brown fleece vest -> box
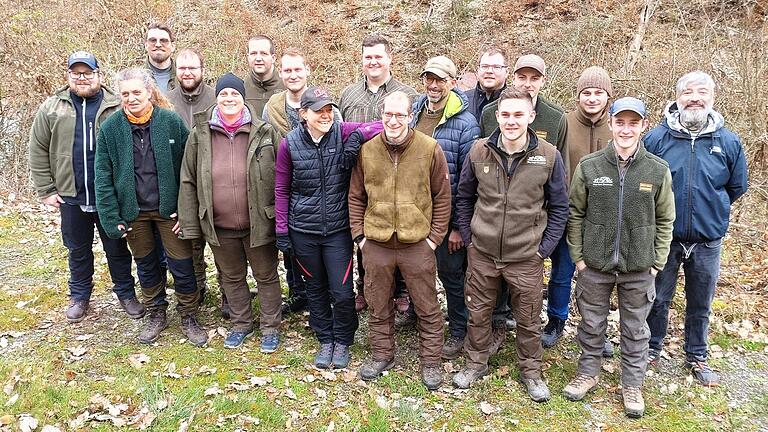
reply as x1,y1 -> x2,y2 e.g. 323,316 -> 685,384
361,131 -> 437,243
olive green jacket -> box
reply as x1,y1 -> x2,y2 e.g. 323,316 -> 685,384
178,103 -> 280,248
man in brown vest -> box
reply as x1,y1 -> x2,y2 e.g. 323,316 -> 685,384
348,91 -> 452,390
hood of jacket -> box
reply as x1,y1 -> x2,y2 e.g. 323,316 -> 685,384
662,101 -> 724,136
411,89 -> 470,127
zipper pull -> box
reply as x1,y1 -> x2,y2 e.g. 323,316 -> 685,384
690,137 -> 695,152
89,122 -> 94,151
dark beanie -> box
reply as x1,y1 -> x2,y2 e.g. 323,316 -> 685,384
215,73 -> 246,97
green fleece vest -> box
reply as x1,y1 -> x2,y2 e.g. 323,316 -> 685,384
361,131 -> 437,243
265,91 -> 291,138
576,144 -> 672,273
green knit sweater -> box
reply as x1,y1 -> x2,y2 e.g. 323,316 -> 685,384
95,107 -> 189,239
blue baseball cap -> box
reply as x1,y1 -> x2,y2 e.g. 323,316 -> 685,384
610,97 -> 646,118
67,51 -> 99,70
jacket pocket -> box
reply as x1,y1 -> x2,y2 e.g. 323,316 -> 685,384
396,203 -> 430,243
628,225 -> 655,270
363,201 -> 395,242
53,154 -> 74,193
581,220 -> 605,269
264,205 -> 275,220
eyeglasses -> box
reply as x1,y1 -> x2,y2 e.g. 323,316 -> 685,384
382,112 -> 408,121
478,64 -> 508,72
177,66 -> 201,73
422,75 -> 447,85
68,71 -> 96,80
147,37 -> 171,46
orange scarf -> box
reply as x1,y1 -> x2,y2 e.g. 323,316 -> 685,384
124,104 -> 154,125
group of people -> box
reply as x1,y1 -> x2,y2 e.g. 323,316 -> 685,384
28,23 -> 748,418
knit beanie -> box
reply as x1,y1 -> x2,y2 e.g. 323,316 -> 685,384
215,73 -> 246,97
577,66 -> 613,97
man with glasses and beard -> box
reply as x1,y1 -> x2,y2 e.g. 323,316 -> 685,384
644,71 -> 748,387
144,22 -> 177,94
167,47 -> 217,315
29,51 -> 142,323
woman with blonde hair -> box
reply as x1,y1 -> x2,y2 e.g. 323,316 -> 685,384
95,67 -> 206,346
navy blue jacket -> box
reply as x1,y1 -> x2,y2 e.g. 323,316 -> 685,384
410,89 -> 480,227
643,103 -> 748,242
68,90 -> 104,206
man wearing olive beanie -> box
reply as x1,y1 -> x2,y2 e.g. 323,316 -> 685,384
540,66 -> 615,350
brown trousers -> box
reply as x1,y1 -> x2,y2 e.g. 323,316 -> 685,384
209,229 -> 282,333
464,245 -> 544,379
363,240 -> 444,365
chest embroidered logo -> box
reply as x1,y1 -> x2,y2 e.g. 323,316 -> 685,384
592,176 -> 613,186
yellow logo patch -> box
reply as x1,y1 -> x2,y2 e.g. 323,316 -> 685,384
639,182 -> 653,192
535,130 -> 547,140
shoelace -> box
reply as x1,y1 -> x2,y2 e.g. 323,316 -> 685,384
571,374 -> 593,387
691,361 -> 713,373
319,344 -> 334,357
624,386 -> 642,403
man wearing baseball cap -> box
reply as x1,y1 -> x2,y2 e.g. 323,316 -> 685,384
411,56 -> 480,361
482,54 -> 566,349
542,66 -> 615,350
29,51 -> 142,323
563,97 -> 675,418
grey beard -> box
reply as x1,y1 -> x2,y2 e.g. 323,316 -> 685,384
679,107 -> 710,131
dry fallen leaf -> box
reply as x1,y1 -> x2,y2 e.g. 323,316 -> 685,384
18,414 -> 39,432
67,345 -> 87,357
284,389 -> 297,400
375,395 -> 389,409
0,414 -> 13,425
41,426 -> 63,432
128,353 -> 150,369
75,334 -> 94,341
5,393 -> 19,407
479,401 -> 497,415
320,371 -> 337,381
204,385 -> 223,397
250,376 -> 270,387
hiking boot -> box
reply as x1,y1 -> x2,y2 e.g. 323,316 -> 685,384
647,348 -> 661,366
506,316 -> 517,330
395,295 -> 410,313
421,364 -> 443,391
314,343 -> 334,369
603,337 -> 614,358
521,377 -> 551,403
685,359 -> 720,387
452,365 -> 489,389
563,374 -> 600,401
622,385 -> 645,418
332,343 -> 351,369
360,357 -> 395,381
66,300 -> 89,323
138,309 -> 168,344
354,293 -> 368,312
394,310 -> 417,328
260,333 -> 280,353
281,295 -> 308,315
181,315 -> 208,347
441,334 -> 465,360
541,317 -> 565,348
488,327 -> 507,356
224,329 -> 253,349
119,297 -> 145,319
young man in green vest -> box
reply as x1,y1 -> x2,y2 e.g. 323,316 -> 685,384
564,97 -> 675,418
348,91 -> 452,390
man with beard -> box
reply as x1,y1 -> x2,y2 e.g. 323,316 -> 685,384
167,47 -> 217,313
29,51 -> 142,322
645,71 -> 748,387
338,33 -> 416,315
411,56 -> 480,361
349,91 -> 451,389
168,48 -> 215,128
244,35 -> 285,117
144,22 -> 177,93
465,47 -> 508,122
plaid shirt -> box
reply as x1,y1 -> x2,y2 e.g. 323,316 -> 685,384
338,76 -> 417,122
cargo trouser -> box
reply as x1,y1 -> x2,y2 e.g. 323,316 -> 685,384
575,267 -> 656,386
125,211 -> 199,315
363,239 -> 444,365
464,245 -> 544,379
209,229 -> 282,334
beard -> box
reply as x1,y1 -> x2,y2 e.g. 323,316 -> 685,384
180,76 -> 203,92
679,106 -> 711,131
70,83 -> 100,98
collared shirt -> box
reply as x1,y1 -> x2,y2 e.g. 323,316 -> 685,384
338,76 -> 417,122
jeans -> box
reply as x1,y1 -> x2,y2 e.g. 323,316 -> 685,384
547,235 -> 576,321
435,232 -> 468,338
648,239 -> 722,361
647,239 -> 722,362
60,204 -> 135,301
290,230 -> 359,346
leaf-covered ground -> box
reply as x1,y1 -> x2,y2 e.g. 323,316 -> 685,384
0,194 -> 766,432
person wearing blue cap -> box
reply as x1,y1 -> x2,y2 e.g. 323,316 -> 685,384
563,97 -> 676,418
29,51 -> 143,323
